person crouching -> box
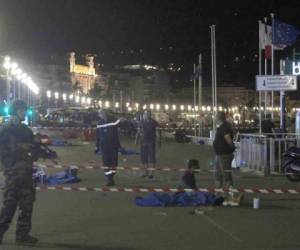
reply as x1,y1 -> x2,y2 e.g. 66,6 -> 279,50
181,159 -> 200,189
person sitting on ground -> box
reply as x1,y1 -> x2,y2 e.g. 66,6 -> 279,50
181,159 -> 200,189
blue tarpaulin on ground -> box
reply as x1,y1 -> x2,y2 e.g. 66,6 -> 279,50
134,192 -> 217,207
46,171 -> 80,185
96,147 -> 140,155
51,139 -> 68,146
33,168 -> 80,185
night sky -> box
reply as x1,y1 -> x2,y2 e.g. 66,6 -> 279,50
1,0 -> 300,87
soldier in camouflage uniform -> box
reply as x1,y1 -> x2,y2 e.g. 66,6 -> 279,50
0,100 -> 38,245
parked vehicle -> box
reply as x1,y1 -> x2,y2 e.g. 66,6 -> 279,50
282,147 -> 300,182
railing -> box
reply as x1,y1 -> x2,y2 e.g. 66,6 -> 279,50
239,133 -> 300,176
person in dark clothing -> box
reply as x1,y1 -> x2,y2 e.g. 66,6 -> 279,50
138,110 -> 159,178
96,110 -> 121,186
213,112 -> 235,189
181,159 -> 200,189
0,100 -> 38,245
261,114 -> 275,135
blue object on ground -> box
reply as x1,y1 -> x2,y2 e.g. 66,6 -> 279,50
51,139 -> 68,146
96,147 -> 140,155
46,170 -> 80,185
134,191 -> 217,207
197,140 -> 205,145
119,147 -> 140,155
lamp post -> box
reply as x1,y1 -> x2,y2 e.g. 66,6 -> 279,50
3,57 -> 11,104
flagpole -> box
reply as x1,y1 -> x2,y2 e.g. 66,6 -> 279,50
264,57 -> 267,119
198,53 -> 202,136
214,26 -> 218,117
210,25 -> 215,134
258,20 -> 262,134
280,59 -> 286,131
264,17 -> 268,119
193,63 -> 196,136
210,25 -> 216,134
193,63 -> 196,108
271,13 -> 275,120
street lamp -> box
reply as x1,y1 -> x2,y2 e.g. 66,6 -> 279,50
46,90 -> 51,98
3,58 -> 11,104
62,93 -> 67,101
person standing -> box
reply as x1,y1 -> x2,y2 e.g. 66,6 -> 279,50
96,110 -> 121,186
138,110 -> 158,178
261,113 -> 275,135
213,112 -> 235,189
0,100 -> 38,244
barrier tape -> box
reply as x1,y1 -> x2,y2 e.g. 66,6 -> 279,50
32,126 -> 85,131
35,163 -> 233,173
35,186 -> 300,194
32,126 -> 197,131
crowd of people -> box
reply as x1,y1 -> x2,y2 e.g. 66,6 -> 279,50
0,99 -> 241,245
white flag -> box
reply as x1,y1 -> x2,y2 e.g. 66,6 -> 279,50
259,22 -> 272,49
259,22 -> 284,50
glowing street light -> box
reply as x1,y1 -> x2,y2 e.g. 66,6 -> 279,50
54,92 -> 59,99
87,97 -> 91,105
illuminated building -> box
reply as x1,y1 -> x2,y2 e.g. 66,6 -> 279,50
69,52 -> 96,94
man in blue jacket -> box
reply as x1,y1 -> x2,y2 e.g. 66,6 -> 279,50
96,110 -> 121,186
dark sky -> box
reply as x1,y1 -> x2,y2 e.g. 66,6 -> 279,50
1,0 -> 300,87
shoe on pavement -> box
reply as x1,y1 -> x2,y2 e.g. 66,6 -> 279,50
16,235 -> 38,244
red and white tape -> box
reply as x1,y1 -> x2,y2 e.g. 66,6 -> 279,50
36,186 -> 300,194
32,126 -> 197,131
32,126 -> 85,131
35,163 -> 228,173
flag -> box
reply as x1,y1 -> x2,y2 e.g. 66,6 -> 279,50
264,45 -> 272,60
272,19 -> 300,47
259,22 -> 272,49
191,64 -> 201,80
259,22 -> 283,51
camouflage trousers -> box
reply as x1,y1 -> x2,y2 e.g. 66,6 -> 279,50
0,171 -> 36,237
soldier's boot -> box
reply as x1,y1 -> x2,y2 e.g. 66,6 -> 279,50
16,234 -> 38,244
106,174 -> 115,186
